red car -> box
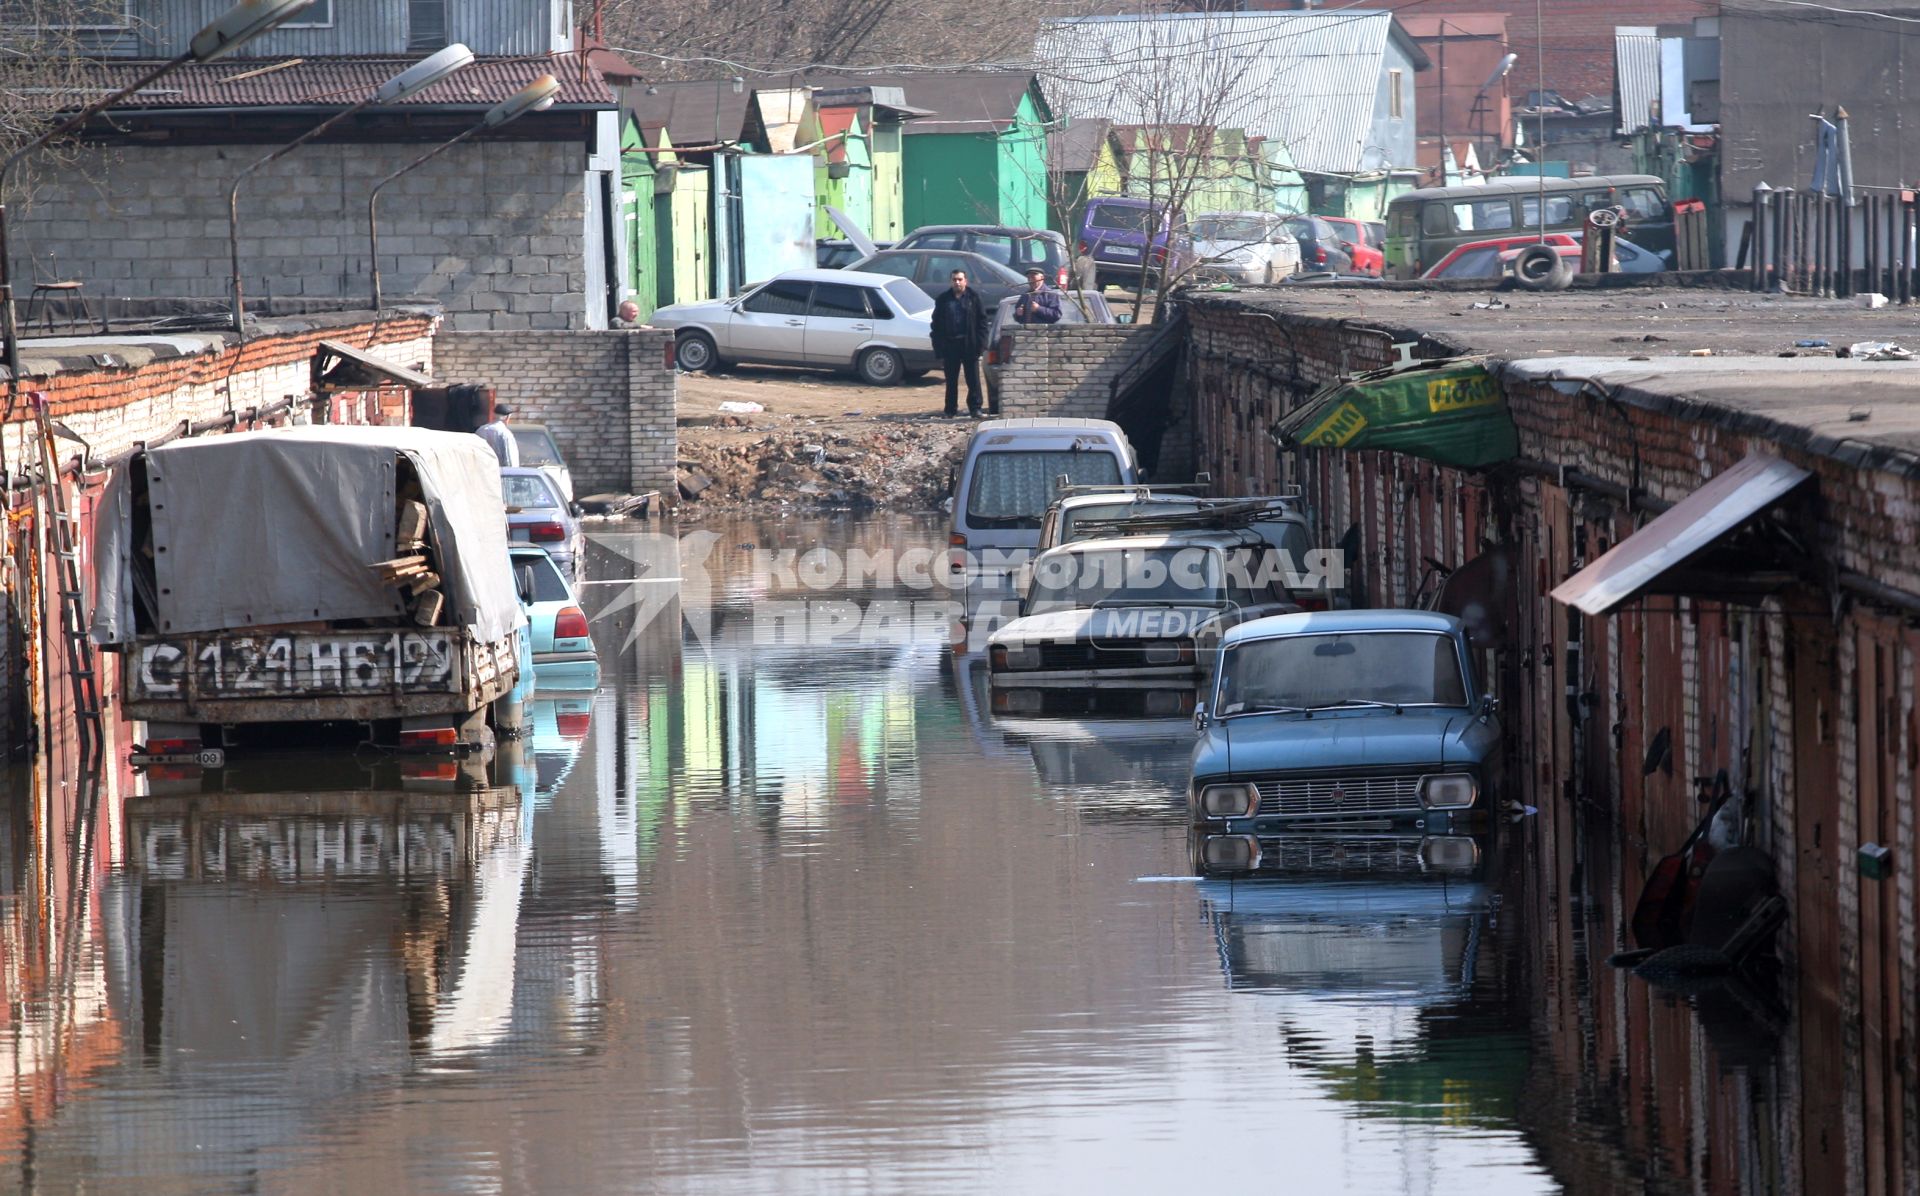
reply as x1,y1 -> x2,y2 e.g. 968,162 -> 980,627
1420,233 -> 1581,280
1321,217 -> 1385,277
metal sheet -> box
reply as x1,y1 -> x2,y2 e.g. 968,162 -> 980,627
313,340 -> 434,391
741,156 -> 820,283
1549,454 -> 1812,615
1614,26 -> 1661,133
1035,12 -> 1420,175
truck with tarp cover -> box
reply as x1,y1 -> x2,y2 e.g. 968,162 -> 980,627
91,425 -> 526,756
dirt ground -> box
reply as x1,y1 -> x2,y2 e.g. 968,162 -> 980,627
673,364 -> 977,513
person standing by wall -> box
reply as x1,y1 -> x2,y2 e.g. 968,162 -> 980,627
476,403 -> 519,466
1012,267 -> 1062,326
931,269 -> 990,418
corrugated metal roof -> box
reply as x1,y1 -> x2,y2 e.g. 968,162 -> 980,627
64,54 -> 614,110
1035,12 -> 1418,175
1615,27 -> 1662,133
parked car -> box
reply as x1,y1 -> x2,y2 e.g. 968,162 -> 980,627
1080,197 -> 1193,291
1283,215 -> 1356,274
1189,211 -> 1302,285
894,225 -> 1072,289
1383,174 -> 1674,278
1419,233 -> 1580,279
651,268 -> 937,386
501,466 -> 582,578
984,289 -> 1115,403
948,417 -> 1138,616
509,545 -> 598,690
986,529 -> 1303,716
1321,216 -> 1385,276
1187,610 -> 1503,871
96,426 -> 524,757
817,238 -> 893,268
509,421 -> 573,504
847,248 -> 1027,309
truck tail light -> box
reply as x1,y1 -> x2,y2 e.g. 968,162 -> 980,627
1294,592 -> 1330,611
554,606 -> 590,640
949,531 -> 967,579
1056,265 -> 1069,288
529,521 -> 565,542
1313,245 -> 1328,266
400,726 -> 459,750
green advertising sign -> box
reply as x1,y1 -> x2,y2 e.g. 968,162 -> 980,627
1272,357 -> 1519,469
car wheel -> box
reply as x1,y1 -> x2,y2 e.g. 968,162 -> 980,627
674,330 -> 718,372
856,347 -> 904,386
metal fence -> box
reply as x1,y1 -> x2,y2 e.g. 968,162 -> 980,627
1747,185 -> 1920,300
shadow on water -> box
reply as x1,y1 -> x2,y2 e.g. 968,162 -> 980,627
0,512 -> 1819,1193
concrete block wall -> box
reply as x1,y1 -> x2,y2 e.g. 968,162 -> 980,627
997,325 -> 1146,420
10,140 -> 587,331
433,328 -> 676,496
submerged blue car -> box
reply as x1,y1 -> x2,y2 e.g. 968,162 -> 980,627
1187,610 -> 1501,872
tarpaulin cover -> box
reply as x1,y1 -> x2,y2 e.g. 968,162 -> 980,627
92,425 -> 521,646
1273,357 -> 1519,469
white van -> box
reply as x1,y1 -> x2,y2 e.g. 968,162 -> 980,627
948,418 -> 1138,612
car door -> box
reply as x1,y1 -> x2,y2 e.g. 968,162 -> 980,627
803,280 -> 876,365
725,278 -> 812,363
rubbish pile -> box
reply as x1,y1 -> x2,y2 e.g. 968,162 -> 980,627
675,422 -> 972,511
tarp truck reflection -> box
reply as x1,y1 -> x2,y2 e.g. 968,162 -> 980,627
92,426 -> 526,758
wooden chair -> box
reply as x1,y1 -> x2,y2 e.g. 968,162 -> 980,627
25,252 -> 97,335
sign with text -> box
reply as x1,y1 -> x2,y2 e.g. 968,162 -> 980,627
131,631 -> 460,699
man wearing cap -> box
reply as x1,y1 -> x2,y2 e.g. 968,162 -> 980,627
1012,267 -> 1062,327
476,403 -> 520,466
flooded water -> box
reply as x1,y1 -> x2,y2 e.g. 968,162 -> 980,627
0,514 -> 1791,1194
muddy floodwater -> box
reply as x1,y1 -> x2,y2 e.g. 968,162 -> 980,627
0,515 -> 1791,1194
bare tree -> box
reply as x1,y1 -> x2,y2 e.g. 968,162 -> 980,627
0,1 -> 119,164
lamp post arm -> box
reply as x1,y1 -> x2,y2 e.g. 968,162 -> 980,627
4,50 -> 195,403
228,95 -> 379,334
368,120 -> 484,312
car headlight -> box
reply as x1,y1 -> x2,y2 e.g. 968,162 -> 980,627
1418,773 -> 1478,809
1419,836 -> 1481,873
1200,834 -> 1262,871
990,643 -> 1040,670
1143,640 -> 1193,665
1196,782 -> 1259,818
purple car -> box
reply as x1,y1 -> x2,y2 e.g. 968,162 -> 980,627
1080,197 -> 1192,291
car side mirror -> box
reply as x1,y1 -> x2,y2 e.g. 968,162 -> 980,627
570,502 -> 584,518
1193,701 -> 1209,731
1480,694 -> 1501,717
1116,313 -> 1134,325
515,565 -> 536,604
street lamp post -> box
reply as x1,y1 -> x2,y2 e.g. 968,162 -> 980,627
1,0 -> 319,403
227,42 -> 473,335
366,75 -> 561,312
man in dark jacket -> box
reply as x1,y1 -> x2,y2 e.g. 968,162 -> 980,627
931,269 -> 990,417
1012,267 -> 1062,325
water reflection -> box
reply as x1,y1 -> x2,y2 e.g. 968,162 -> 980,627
0,513 -> 1849,1193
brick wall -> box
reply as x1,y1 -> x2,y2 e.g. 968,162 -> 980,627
10,140 -> 587,331
432,328 -> 677,496
997,323 -> 1194,477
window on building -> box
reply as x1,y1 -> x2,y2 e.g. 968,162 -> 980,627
282,0 -> 333,26
1389,70 -> 1404,119
408,0 -> 447,52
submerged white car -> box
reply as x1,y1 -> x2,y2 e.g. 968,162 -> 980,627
652,268 -> 938,386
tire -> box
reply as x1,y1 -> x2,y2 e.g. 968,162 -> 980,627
674,330 -> 718,372
1512,244 -> 1572,291
856,347 -> 904,386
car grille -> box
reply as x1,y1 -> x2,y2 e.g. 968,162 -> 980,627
1255,836 -> 1424,873
1034,640 -> 1184,670
1251,772 -> 1427,818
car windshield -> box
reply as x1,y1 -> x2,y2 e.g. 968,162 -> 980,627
1090,205 -> 1154,233
511,426 -> 562,465
1026,546 -> 1224,614
1217,631 -> 1468,713
514,552 -> 571,603
503,474 -> 560,510
1192,216 -> 1273,243
966,450 -> 1122,526
883,278 -> 933,314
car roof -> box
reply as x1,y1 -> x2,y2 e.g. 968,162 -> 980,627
760,267 -> 910,286
1393,174 -> 1667,203
907,225 -> 1064,239
1222,609 -> 1465,646
1047,529 -> 1263,554
1055,489 -> 1198,510
973,416 -> 1125,434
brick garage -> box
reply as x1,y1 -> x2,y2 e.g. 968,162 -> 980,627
996,323 -> 1193,478
1181,288 -> 1920,1194
433,328 -> 677,496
